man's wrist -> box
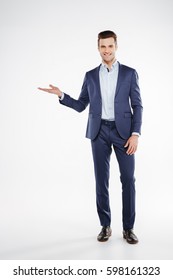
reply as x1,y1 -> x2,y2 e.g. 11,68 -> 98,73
132,132 -> 140,137
58,92 -> 64,100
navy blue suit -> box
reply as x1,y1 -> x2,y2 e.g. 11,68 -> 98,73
60,62 -> 143,230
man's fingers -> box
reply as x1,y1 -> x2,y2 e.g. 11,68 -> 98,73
126,145 -> 131,155
38,86 -> 61,97
38,87 -> 54,93
124,140 -> 129,148
124,135 -> 138,155
127,146 -> 133,155
126,145 -> 137,155
38,87 -> 49,92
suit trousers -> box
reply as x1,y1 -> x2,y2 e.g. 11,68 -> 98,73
91,120 -> 136,230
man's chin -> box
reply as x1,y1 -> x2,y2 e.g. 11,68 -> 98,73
103,58 -> 114,64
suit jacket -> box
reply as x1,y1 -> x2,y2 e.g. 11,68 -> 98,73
60,62 -> 143,140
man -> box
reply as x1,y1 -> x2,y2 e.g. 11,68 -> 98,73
38,30 -> 143,244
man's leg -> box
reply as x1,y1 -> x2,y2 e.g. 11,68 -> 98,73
112,136 -> 139,244
113,144 -> 136,230
91,123 -> 112,227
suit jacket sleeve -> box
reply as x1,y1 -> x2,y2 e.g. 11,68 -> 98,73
59,74 -> 89,112
130,70 -> 143,134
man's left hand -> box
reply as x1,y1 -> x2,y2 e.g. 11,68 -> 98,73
124,135 -> 139,155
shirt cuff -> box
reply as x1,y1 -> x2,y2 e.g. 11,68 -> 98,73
132,132 -> 140,136
59,92 -> 64,100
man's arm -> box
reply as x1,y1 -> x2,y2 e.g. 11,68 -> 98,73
124,70 -> 143,155
59,74 -> 89,112
38,74 -> 89,113
130,70 -> 143,134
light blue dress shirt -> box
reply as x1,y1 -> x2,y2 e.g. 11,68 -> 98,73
99,60 -> 118,121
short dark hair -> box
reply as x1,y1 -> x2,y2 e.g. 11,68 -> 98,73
98,30 -> 117,45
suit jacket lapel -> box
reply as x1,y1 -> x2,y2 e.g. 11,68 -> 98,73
115,62 -> 123,97
95,64 -> 102,99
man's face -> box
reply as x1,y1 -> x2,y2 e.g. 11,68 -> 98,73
98,37 -> 117,64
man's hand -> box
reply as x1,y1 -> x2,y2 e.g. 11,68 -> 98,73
38,84 -> 62,98
124,135 -> 139,155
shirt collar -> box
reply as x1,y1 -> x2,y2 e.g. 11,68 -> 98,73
101,60 -> 118,72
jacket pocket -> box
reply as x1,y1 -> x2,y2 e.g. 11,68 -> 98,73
124,112 -> 132,118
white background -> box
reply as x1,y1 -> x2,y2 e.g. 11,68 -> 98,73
0,0 -> 173,260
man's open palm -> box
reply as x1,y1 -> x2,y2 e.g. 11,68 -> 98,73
38,84 -> 62,97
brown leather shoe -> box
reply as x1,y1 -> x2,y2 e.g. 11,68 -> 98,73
123,229 -> 138,244
97,226 -> 112,242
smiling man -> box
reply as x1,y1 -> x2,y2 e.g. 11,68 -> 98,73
38,30 -> 143,244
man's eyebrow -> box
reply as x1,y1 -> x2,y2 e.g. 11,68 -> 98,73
100,44 -> 114,47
